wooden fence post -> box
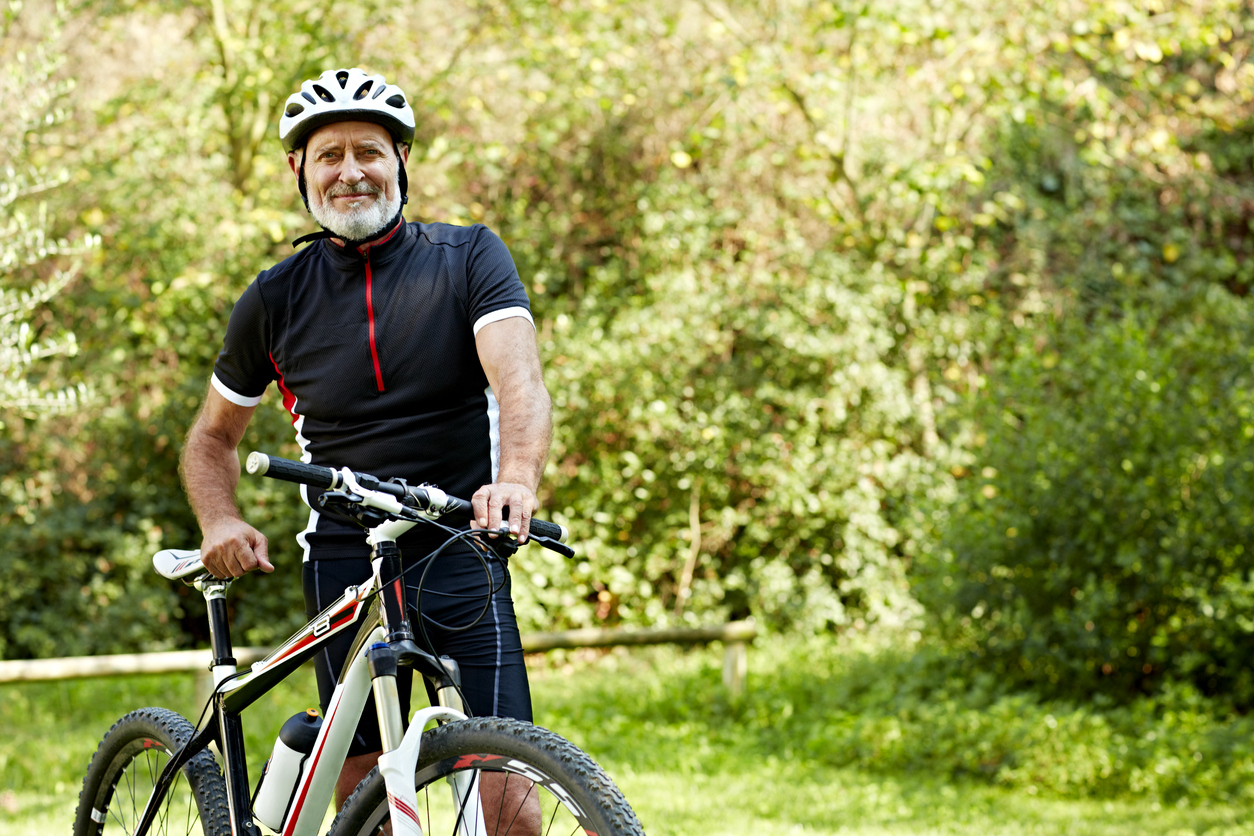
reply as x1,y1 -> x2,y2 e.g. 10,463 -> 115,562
722,639 -> 748,698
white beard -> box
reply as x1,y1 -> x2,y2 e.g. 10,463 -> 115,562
310,181 -> 401,241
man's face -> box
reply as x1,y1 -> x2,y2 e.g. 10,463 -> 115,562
288,121 -> 410,241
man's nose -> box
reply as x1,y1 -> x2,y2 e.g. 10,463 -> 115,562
338,153 -> 366,182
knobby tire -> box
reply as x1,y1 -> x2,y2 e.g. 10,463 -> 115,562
328,716 -> 644,836
73,707 -> 230,836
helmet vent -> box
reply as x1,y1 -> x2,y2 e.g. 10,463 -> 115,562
354,81 -> 373,100
386,94 -> 406,108
335,70 -> 349,88
302,91 -> 316,104
371,84 -> 388,99
285,102 -> 305,117
313,84 -> 335,102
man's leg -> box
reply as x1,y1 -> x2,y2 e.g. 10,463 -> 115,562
337,751 -> 380,808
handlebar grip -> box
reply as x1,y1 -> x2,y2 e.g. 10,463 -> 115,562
246,452 -> 336,489
489,507 -> 568,544
528,519 -> 568,544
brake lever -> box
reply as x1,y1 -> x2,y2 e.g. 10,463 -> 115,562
528,534 -> 575,559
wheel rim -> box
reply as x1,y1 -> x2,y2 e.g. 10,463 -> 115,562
95,738 -> 203,836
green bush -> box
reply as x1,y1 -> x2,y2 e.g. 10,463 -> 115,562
915,297 -> 1254,703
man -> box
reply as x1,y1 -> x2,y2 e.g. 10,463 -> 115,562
180,68 -> 549,830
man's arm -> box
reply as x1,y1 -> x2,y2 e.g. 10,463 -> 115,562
180,386 -> 273,578
473,316 -> 552,543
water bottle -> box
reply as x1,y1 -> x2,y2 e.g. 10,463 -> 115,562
252,709 -> 322,831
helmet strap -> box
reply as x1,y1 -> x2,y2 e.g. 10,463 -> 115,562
297,149 -> 311,213
395,142 -> 409,206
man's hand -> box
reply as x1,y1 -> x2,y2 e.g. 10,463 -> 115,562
471,482 -> 539,543
200,518 -> 273,578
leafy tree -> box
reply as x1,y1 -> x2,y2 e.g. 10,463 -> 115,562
1,0 -> 1250,679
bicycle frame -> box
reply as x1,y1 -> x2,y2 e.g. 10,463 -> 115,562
137,516 -> 477,836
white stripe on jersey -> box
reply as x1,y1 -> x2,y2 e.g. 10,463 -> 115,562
485,386 -> 501,482
210,373 -> 263,407
288,408 -> 319,563
472,306 -> 534,337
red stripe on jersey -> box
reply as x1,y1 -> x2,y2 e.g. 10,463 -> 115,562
268,352 -> 299,425
364,257 -> 386,393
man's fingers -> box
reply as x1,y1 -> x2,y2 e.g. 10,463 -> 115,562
507,492 -> 528,542
472,483 -> 540,542
487,491 -> 506,537
471,487 -> 490,529
253,534 -> 274,573
201,523 -> 270,578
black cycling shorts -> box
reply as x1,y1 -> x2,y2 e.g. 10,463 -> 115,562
301,543 -> 532,757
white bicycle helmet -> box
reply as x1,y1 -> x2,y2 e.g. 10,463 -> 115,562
279,68 -> 415,152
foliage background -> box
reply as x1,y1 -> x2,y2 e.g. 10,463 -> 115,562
1,0 -> 1252,713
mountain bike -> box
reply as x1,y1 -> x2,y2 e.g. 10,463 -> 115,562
73,451 -> 645,836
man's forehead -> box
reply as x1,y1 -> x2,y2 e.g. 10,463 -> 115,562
305,121 -> 393,151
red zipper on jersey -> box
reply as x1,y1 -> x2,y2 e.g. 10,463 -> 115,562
364,250 -> 386,392
357,219 -> 402,394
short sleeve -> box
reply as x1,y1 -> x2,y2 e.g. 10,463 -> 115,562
211,280 -> 276,406
466,225 -> 533,336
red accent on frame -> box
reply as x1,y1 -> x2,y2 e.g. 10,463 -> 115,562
364,256 -> 386,393
268,353 -> 298,426
283,693 -> 343,835
269,604 -> 360,666
388,793 -> 420,825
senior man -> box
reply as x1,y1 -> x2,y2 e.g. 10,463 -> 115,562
180,68 -> 549,830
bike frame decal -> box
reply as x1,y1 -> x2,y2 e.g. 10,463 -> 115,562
453,754 -> 504,769
282,624 -> 382,836
388,792 -> 421,827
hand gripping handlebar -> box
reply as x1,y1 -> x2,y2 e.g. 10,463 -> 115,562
245,452 -> 569,545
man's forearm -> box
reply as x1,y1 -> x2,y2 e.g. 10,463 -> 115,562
494,382 -> 552,491
180,425 -> 245,532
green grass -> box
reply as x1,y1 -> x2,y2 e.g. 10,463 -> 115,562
4,638 -> 1254,835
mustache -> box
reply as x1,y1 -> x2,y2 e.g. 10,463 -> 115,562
326,182 -> 382,198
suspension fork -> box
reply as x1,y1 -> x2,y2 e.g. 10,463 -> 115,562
366,526 -> 484,836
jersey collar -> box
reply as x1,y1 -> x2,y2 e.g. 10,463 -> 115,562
293,209 -> 406,254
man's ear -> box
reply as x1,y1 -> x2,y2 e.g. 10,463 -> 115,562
399,145 -> 410,167
287,150 -> 301,178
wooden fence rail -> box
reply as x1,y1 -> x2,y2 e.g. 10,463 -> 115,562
0,619 -> 757,697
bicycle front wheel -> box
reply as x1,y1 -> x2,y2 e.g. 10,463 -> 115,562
329,717 -> 644,836
73,707 -> 229,836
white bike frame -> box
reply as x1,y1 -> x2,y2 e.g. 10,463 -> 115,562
148,469 -> 494,836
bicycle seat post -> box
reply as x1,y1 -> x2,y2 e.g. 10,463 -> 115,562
193,577 -> 237,685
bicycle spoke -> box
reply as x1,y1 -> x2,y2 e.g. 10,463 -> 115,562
492,772 -> 506,836
185,773 -> 196,836
542,798 -> 560,836
127,755 -> 138,830
157,765 -> 173,836
108,797 -> 131,835
451,771 -> 477,836
495,772 -> 531,836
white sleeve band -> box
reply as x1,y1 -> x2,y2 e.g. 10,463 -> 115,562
211,373 -> 264,407
472,306 -> 536,337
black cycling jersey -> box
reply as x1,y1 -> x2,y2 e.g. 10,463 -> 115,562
212,218 -> 533,559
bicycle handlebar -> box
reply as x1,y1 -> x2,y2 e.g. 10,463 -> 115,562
245,452 -> 569,545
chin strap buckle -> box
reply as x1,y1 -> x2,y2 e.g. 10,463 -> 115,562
291,229 -> 337,248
